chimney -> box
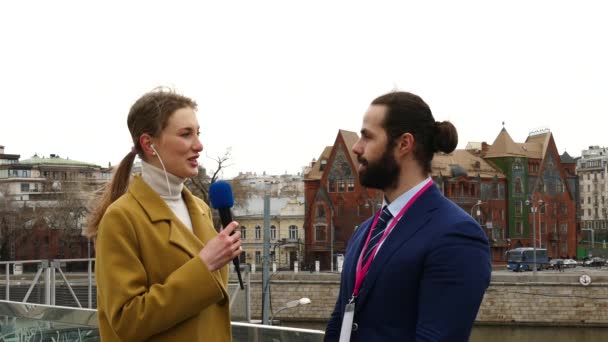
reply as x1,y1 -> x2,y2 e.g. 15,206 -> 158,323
481,142 -> 490,152
0,145 -> 4,154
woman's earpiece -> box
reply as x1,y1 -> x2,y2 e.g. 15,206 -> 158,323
150,144 -> 157,156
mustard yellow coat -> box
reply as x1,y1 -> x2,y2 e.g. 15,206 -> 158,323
95,175 -> 231,341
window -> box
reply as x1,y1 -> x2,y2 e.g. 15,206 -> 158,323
560,223 -> 568,233
338,180 -> 346,192
255,225 -> 261,240
20,183 -> 29,193
316,205 -> 326,218
561,243 -> 567,254
514,178 -> 522,194
500,209 -> 504,221
255,251 -> 261,264
347,179 -> 355,192
270,225 -> 276,240
320,159 -> 327,171
240,226 -> 247,240
515,201 -> 523,216
328,181 -> 336,192
588,197 -> 591,204
315,225 -> 327,241
289,225 -> 298,240
516,221 -> 523,235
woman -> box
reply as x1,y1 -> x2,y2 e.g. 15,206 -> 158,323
84,89 -> 241,341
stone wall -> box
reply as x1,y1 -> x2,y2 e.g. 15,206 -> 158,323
236,271 -> 608,326
478,282 -> 608,326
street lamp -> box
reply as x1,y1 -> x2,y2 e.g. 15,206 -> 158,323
538,200 -> 546,249
525,199 -> 538,276
269,297 -> 311,325
471,200 -> 482,222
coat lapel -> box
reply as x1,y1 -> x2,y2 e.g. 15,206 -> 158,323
354,186 -> 440,311
129,175 -> 227,294
129,176 -> 202,258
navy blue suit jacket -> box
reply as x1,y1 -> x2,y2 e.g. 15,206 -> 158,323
325,185 -> 491,342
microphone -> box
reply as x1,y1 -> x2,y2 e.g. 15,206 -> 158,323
209,181 -> 244,290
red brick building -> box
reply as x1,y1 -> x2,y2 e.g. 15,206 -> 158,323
303,130 -> 379,270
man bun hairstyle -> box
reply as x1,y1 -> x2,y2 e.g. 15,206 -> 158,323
371,91 -> 458,174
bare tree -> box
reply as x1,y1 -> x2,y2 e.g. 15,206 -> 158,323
185,148 -> 233,204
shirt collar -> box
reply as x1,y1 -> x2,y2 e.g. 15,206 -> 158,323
383,177 -> 433,216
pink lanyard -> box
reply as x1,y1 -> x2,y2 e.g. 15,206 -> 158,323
352,180 -> 433,298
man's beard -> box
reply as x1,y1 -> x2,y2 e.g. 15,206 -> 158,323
358,146 -> 400,190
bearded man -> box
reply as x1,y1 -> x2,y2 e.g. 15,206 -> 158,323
325,91 -> 491,342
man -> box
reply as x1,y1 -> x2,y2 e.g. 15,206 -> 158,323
325,91 -> 491,341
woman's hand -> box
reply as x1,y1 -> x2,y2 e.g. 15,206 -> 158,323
199,221 -> 242,272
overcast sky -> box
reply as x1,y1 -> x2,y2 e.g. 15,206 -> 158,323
1,1 -> 606,179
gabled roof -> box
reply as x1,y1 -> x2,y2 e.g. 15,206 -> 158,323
305,129 -> 361,181
484,128 -> 528,158
339,129 -> 360,170
560,151 -> 576,164
522,132 -> 551,159
432,150 -> 506,179
305,146 -> 332,180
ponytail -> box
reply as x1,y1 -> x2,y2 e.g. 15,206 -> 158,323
83,150 -> 137,239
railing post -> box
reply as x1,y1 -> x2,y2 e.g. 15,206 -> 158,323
88,240 -> 93,309
50,261 -> 56,306
88,258 -> 93,309
44,260 -> 51,305
5,263 -> 9,301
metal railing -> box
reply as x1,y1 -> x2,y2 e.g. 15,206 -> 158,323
0,258 -> 95,308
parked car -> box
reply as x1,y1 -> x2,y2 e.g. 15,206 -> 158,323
548,259 -> 563,270
563,259 -> 578,268
583,257 -> 605,267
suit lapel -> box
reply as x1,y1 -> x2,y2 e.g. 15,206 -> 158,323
354,186 -> 441,311
346,219 -> 373,293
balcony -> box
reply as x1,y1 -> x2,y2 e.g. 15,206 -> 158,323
450,196 -> 479,206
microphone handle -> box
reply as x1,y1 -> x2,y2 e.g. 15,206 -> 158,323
218,208 -> 244,290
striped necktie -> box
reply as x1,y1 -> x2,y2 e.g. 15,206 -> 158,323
361,206 -> 393,266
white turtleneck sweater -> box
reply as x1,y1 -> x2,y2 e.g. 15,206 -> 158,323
141,160 -> 193,231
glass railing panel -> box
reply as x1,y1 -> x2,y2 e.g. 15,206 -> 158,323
0,315 -> 100,341
0,300 -> 325,341
0,300 -> 99,341
232,322 -> 325,342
